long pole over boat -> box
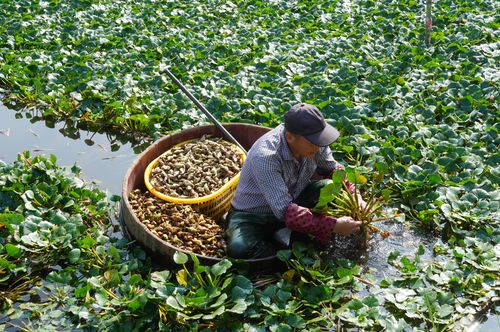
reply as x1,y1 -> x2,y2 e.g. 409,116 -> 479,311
159,67 -> 248,155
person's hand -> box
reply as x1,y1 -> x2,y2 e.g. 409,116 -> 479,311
333,216 -> 362,236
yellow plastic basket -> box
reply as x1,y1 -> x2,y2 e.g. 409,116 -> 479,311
144,138 -> 246,221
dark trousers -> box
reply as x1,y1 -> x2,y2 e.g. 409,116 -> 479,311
225,179 -> 329,259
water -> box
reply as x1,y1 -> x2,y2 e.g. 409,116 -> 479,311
0,104 -> 498,331
0,102 -> 143,196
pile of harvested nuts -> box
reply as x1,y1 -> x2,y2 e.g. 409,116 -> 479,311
149,135 -> 243,198
128,189 -> 226,257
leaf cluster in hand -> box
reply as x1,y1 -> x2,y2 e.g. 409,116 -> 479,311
315,166 -> 395,242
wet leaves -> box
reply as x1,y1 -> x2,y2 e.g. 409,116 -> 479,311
0,152 -> 498,330
0,152 -> 111,313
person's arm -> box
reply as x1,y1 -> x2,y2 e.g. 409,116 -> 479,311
249,150 -> 361,245
284,203 -> 361,244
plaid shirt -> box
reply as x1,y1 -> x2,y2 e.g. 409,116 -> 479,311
231,125 -> 340,220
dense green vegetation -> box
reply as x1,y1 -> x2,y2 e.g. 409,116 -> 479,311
0,155 -> 498,330
0,0 -> 498,330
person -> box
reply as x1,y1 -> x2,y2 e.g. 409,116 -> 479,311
226,102 -> 363,259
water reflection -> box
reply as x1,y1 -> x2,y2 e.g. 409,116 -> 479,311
3,100 -> 152,153
0,102 -> 148,196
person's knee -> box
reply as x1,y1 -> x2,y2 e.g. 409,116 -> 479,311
227,231 -> 278,259
226,235 -> 251,259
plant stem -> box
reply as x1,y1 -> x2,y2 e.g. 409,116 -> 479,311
425,0 -> 433,46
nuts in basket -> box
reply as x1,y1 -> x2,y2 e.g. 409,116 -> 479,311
149,135 -> 243,198
129,189 -> 227,257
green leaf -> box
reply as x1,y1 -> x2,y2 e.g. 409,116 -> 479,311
173,251 -> 188,265
416,245 -> 425,257
74,285 -> 91,299
334,275 -> 352,285
227,299 -> 247,313
345,168 -> 357,184
381,189 -> 392,201
0,213 -> 24,225
362,295 -> 379,307
128,293 -> 148,311
95,291 -> 108,306
388,251 -> 400,263
202,305 -> 225,320
107,245 -> 120,262
47,270 -> 73,284
5,243 -> 22,258
210,259 -> 232,277
68,248 -> 81,263
0,258 -> 16,271
64,199 -> 75,209
190,252 -> 200,271
427,174 -> 442,185
209,293 -> 228,309
277,249 -> 292,262
375,162 -> 389,173
104,269 -> 121,287
275,323 -> 292,332
166,296 -> 183,310
231,276 -> 253,299
348,299 -> 364,310
51,211 -> 68,225
332,170 -> 346,183
336,267 -> 353,279
276,289 -> 291,302
437,304 -> 454,318
400,257 -> 416,272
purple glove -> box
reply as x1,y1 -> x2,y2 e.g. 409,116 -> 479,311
284,203 -> 337,245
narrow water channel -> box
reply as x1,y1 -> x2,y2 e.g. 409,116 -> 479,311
0,103 -> 497,331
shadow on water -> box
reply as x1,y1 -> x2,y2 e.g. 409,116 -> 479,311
0,97 -> 152,153
0,101 -> 149,330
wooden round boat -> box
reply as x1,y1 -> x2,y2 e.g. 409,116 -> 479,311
120,123 -> 279,271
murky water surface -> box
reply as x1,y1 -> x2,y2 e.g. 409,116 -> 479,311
0,104 -> 497,331
329,218 -> 436,277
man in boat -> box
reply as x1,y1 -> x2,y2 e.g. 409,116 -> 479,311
226,102 -> 363,259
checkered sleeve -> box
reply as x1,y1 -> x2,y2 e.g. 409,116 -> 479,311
315,146 -> 341,175
248,153 -> 293,220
